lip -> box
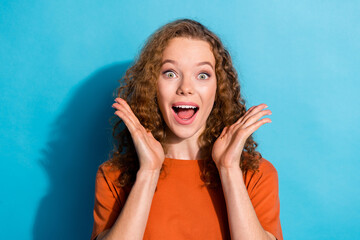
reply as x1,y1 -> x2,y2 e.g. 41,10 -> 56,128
171,102 -> 199,125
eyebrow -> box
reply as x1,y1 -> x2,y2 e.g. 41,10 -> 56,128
161,59 -> 214,70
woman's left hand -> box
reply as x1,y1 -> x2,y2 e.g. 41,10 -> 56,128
212,104 -> 272,170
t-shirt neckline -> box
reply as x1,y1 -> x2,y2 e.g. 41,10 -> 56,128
165,157 -> 206,161
164,157 -> 206,167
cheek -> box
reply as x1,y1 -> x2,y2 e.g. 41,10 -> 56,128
199,90 -> 216,115
156,81 -> 170,112
203,82 -> 217,113
205,80 -> 217,102
156,88 -> 164,103
157,79 -> 178,104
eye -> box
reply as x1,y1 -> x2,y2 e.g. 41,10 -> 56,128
163,71 -> 177,78
198,73 -> 210,80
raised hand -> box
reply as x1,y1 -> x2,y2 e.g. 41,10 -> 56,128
211,104 -> 272,170
112,98 -> 165,171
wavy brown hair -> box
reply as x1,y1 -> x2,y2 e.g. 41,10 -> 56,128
108,19 -> 262,189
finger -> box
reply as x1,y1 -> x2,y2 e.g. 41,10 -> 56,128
114,98 -> 139,122
245,117 -> 272,133
146,130 -> 153,137
246,105 -> 257,114
219,126 -> 229,139
243,109 -> 272,128
241,103 -> 268,124
233,106 -> 255,125
233,118 -> 271,144
113,108 -> 139,135
112,100 -> 149,141
232,104 -> 266,131
112,102 -> 139,128
115,98 -> 141,125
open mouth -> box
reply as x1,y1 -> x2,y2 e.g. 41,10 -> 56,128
172,105 -> 199,120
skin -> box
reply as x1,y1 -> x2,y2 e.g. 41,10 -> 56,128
102,37 -> 276,240
157,37 -> 217,160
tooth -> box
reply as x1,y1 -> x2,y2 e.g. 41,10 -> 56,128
173,105 -> 198,109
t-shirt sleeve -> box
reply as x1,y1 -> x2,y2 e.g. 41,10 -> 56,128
91,164 -> 123,240
245,159 -> 283,240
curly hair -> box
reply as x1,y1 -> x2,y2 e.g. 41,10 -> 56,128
108,18 -> 262,189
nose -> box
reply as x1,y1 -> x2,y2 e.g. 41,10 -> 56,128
176,74 -> 194,96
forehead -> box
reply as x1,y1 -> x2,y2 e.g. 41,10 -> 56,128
161,37 -> 215,66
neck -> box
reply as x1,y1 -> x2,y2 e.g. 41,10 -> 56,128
163,128 -> 206,160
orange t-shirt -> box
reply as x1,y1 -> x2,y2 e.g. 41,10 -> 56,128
91,157 -> 283,240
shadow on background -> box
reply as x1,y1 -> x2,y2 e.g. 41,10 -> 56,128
33,61 -> 131,239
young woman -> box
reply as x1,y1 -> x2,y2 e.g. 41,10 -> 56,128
91,19 -> 283,240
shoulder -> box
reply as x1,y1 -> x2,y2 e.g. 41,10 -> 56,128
245,158 -> 283,240
96,160 -> 122,186
242,151 -> 277,176
243,157 -> 279,195
94,160 -> 129,206
257,158 -> 278,176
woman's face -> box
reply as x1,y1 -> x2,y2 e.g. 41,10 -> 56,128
156,37 -> 217,140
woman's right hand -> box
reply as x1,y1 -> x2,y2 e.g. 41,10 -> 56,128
112,97 -> 165,172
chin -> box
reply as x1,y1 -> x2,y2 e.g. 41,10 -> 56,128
167,125 -> 204,140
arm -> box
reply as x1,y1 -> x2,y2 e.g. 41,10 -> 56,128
212,103 -> 278,240
219,166 -> 275,240
97,168 -> 160,240
95,98 -> 165,240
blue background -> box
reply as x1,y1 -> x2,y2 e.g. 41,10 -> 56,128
1,1 -> 359,239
